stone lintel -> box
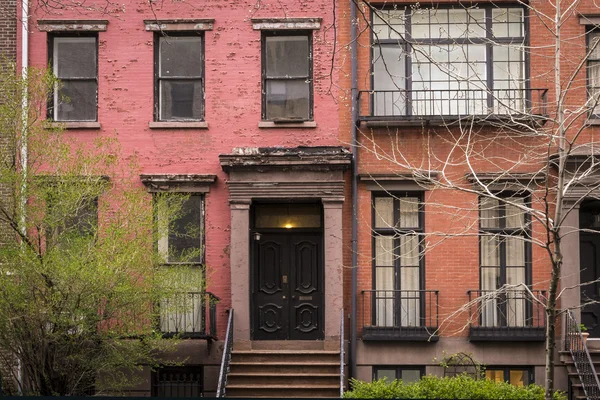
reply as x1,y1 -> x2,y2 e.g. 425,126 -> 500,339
251,18 -> 322,30
140,174 -> 217,192
37,20 -> 108,32
144,19 -> 214,31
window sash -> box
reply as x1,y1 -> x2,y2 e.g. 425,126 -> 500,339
52,36 -> 98,122
262,32 -> 313,121
156,35 -> 204,121
157,194 -> 204,264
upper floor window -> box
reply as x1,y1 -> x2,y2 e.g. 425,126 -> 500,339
588,30 -> 600,116
372,194 -> 423,328
155,34 -> 204,121
371,6 -> 527,117
262,31 -> 313,121
50,35 -> 98,122
479,196 -> 530,327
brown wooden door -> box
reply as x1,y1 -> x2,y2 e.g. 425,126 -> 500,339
252,233 -> 323,340
580,233 -> 600,338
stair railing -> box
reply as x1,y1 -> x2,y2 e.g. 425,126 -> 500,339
340,309 -> 345,398
565,309 -> 600,400
216,309 -> 234,398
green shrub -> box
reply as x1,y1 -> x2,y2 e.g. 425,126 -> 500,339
343,374 -> 566,400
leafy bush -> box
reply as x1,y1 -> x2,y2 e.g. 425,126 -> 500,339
344,375 -> 566,400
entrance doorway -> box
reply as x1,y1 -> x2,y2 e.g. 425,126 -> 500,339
251,204 -> 324,340
580,201 -> 600,338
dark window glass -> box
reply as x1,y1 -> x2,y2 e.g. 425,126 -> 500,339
374,366 -> 424,383
52,36 -> 98,121
263,33 -> 312,121
157,35 -> 204,121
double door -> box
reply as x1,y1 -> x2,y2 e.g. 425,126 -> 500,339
252,233 -> 323,340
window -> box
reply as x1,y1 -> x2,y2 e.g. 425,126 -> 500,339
156,194 -> 205,335
479,196 -> 530,327
262,31 -> 312,121
156,34 -> 204,121
48,195 -> 98,246
588,30 -> 600,115
50,35 -> 98,121
372,6 -> 526,116
372,194 -> 423,327
485,367 -> 532,387
374,366 -> 424,383
152,366 -> 204,397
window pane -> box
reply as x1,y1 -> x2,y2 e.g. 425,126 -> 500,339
56,81 -> 97,121
400,234 -> 419,266
590,32 -> 600,60
168,195 -> 202,263
400,266 -> 420,326
399,197 -> 419,228
376,267 -> 394,327
375,369 -> 397,381
506,237 -> 525,267
265,36 -> 309,77
509,370 -> 529,386
160,36 -> 202,77
266,80 -> 310,120
480,198 -> 500,228
373,45 -> 406,116
481,236 -> 500,267
254,204 -> 321,229
400,369 -> 422,383
485,370 -> 504,383
55,37 -> 96,78
374,197 -> 394,228
590,62 -> 600,88
160,80 -> 203,120
375,236 -> 394,266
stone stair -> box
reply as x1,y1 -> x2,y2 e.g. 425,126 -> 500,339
560,339 -> 600,400
225,341 -> 342,398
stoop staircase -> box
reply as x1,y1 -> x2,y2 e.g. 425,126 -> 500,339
225,341 -> 342,398
561,310 -> 600,400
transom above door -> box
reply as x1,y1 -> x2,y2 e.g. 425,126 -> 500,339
251,203 -> 324,340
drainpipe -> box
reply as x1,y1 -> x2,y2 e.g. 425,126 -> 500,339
17,0 -> 29,394
350,0 -> 359,382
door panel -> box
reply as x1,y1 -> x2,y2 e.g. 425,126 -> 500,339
253,233 -> 323,340
581,234 -> 600,337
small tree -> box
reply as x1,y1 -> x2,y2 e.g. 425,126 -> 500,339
0,60 -> 203,395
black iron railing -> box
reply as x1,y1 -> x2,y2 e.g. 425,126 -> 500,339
340,309 -> 345,397
357,88 -> 548,122
361,290 -> 439,341
216,309 -> 234,398
467,289 -> 546,341
159,291 -> 218,339
566,309 -> 600,400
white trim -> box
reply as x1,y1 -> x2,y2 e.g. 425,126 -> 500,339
251,18 -> 322,30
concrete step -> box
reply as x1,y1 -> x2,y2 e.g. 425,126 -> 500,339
231,350 -> 340,363
225,384 -> 340,398
229,361 -> 340,374
227,372 -> 339,386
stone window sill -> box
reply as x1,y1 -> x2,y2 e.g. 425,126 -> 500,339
586,118 -> 600,126
49,121 -> 101,129
258,121 -> 316,129
149,121 -> 208,129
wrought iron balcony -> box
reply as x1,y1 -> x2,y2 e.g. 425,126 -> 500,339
467,289 -> 546,342
357,88 -> 548,126
361,290 -> 439,341
159,291 -> 219,339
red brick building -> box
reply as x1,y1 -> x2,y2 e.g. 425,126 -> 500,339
12,0 -> 600,397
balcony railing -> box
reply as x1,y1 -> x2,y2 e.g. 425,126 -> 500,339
467,289 -> 546,341
361,290 -> 439,341
357,88 -> 548,125
159,291 -> 219,339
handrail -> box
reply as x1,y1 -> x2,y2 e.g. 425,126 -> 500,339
216,309 -> 234,398
565,310 -> 600,400
340,309 -> 345,398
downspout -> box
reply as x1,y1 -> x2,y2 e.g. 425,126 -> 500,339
350,0 -> 359,383
17,0 -> 29,394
